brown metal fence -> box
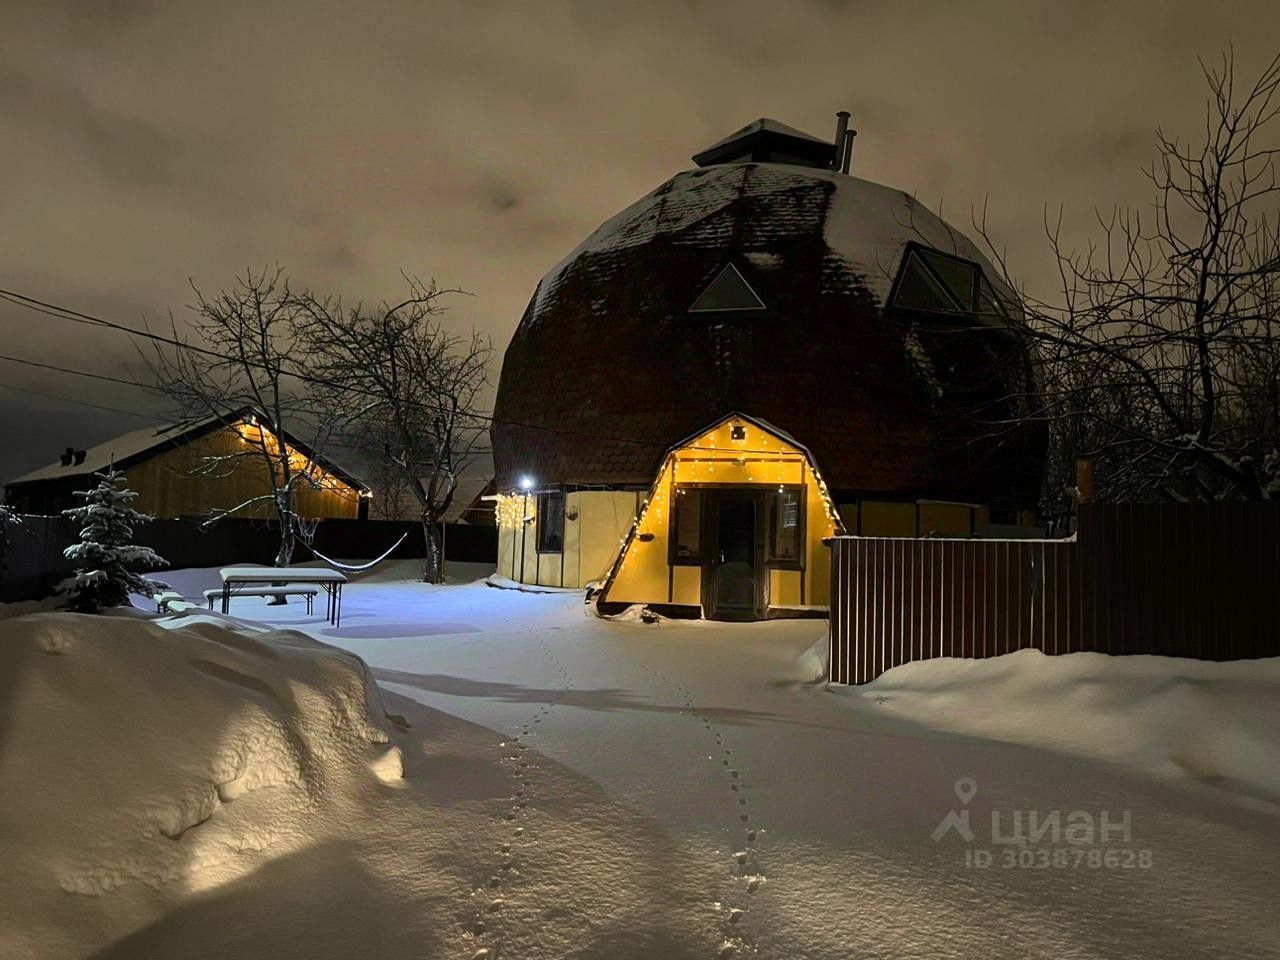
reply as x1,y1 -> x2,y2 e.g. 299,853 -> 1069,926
827,502 -> 1280,685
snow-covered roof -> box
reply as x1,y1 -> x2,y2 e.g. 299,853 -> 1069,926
443,474 -> 494,523
9,420 -> 203,484
534,162 -> 1018,324
8,410 -> 368,491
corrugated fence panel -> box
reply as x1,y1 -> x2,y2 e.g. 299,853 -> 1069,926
827,502 -> 1280,684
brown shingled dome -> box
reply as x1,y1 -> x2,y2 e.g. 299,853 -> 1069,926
492,120 -> 1045,508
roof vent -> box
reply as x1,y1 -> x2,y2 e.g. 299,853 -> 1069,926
832,111 -> 856,174
60,447 -> 74,467
692,118 -> 837,169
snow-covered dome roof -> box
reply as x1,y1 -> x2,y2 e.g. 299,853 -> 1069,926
533,161 -> 1019,323
493,120 -> 1043,505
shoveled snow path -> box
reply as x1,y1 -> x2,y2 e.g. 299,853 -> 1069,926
244,578 -> 1278,960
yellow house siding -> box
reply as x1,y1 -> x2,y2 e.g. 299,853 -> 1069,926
607,461 -> 675,604
671,564 -> 701,606
769,568 -> 802,607
123,425 -> 360,520
859,501 -> 917,537
918,502 -> 973,537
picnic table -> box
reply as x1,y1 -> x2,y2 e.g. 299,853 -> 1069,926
217,566 -> 349,626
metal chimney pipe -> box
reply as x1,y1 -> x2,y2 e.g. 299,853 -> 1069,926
831,111 -> 850,171
841,126 -> 856,174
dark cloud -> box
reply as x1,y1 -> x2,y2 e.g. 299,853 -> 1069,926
1,0 -> 1278,480
477,178 -> 520,214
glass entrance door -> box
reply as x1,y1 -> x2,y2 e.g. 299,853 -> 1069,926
708,493 -> 760,620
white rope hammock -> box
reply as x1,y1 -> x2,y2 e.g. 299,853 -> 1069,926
303,527 -> 413,573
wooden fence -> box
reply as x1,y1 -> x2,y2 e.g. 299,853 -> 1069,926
827,502 -> 1280,685
1,515 -> 497,603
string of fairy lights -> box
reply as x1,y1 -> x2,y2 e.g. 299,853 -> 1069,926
497,419 -> 846,588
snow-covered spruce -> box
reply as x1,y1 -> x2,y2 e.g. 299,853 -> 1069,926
56,467 -> 168,613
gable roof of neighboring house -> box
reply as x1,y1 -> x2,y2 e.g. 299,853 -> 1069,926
6,407 -> 369,492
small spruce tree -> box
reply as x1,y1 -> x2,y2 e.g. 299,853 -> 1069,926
57,467 -> 169,613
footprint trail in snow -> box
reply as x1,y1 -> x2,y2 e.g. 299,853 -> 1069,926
632,658 -> 765,958
466,631 -> 575,960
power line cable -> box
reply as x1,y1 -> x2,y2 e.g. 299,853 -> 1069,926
0,286 -> 833,459
0,284 -> 701,453
0,380 -> 165,420
0,285 -> 673,449
0,352 -> 147,389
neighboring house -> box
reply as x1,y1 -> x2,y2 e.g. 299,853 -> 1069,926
5,409 -> 369,520
445,476 -> 496,525
490,115 -> 1046,620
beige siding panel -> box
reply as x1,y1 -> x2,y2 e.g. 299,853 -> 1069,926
576,491 -> 636,588
497,521 -> 516,581
563,492 -> 583,588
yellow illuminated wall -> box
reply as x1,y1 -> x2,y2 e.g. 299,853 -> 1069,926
124,420 -> 362,520
601,418 -> 843,612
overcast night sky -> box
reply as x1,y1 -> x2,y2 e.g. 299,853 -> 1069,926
2,0 -> 1278,482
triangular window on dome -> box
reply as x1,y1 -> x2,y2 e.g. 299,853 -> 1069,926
893,250 -> 965,313
918,248 -> 977,311
689,263 -> 767,313
976,275 -> 1011,321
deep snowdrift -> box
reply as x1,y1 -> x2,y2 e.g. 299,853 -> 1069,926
0,612 -> 401,954
0,610 -> 723,960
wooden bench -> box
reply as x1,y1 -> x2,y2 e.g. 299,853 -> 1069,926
204,586 -> 318,615
154,591 -> 184,613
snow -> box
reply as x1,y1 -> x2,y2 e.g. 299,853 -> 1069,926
4,571 -> 1278,959
903,327 -> 944,397
9,419 -> 200,484
531,161 -> 1019,327
847,648 -> 1280,807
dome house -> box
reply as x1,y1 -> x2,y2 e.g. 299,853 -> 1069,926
491,114 -> 1044,620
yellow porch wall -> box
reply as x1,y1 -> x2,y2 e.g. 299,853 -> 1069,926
672,564 -> 701,606
770,568 -> 801,607
606,419 -> 841,609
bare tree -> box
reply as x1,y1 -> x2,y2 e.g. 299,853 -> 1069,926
144,268 -> 342,566
982,49 -> 1280,506
299,278 -> 491,582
